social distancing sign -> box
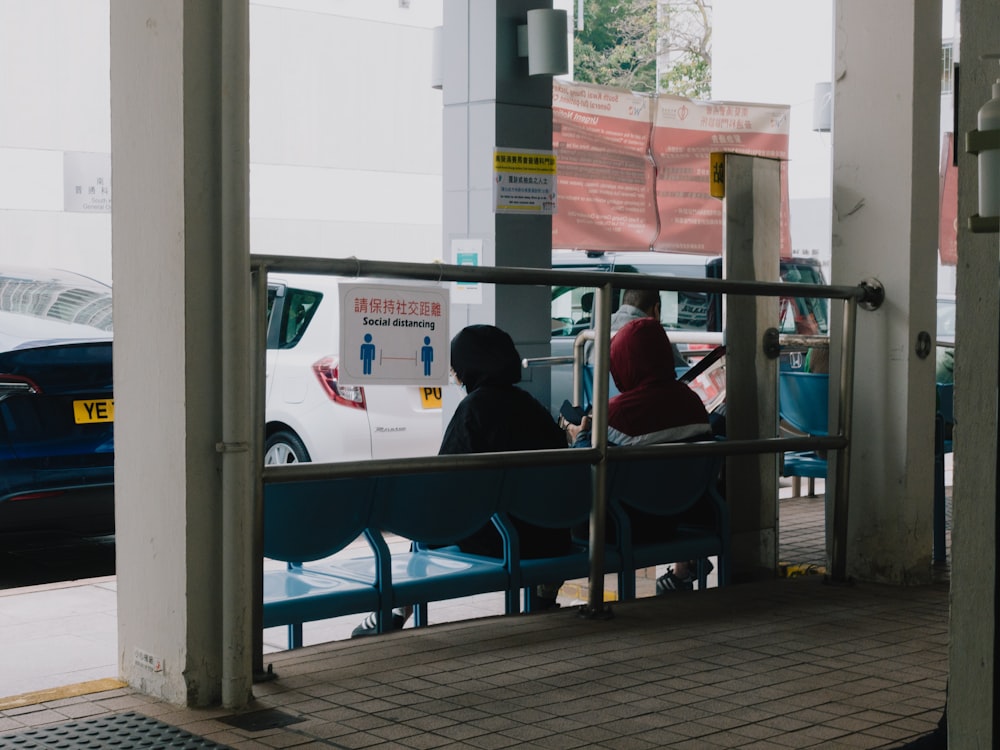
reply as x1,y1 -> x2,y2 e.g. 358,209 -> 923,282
339,283 -> 450,386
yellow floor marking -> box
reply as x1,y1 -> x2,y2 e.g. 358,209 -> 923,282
0,678 -> 127,710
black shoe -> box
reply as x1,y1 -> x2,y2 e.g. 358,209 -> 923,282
351,611 -> 406,638
533,595 -> 561,611
655,568 -> 694,594
656,558 -> 716,595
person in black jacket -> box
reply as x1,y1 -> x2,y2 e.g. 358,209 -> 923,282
352,324 -> 570,637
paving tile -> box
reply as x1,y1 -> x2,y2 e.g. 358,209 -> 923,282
0,490 -> 951,750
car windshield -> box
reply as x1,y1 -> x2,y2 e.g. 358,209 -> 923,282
779,264 -> 828,335
937,297 -> 955,341
550,258 -> 829,337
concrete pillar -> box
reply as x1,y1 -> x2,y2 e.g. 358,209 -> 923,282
110,2 -> 252,707
442,0 -> 556,408
951,0 -> 999,742
722,155 -> 781,580
829,1 -> 941,584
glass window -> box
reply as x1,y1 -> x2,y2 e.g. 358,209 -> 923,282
268,287 -> 323,349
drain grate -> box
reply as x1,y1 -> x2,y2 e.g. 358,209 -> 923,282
0,711 -> 234,749
219,708 -> 305,732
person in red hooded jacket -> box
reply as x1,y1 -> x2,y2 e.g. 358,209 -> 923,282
568,316 -> 716,593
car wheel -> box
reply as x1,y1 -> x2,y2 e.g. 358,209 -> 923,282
264,431 -> 311,465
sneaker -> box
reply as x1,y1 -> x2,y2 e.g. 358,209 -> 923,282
351,611 -> 406,638
656,559 -> 716,595
655,568 -> 694,594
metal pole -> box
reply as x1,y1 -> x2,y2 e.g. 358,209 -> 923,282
251,267 -> 269,680
572,329 -> 594,407
584,283 -> 612,617
829,297 -> 858,583
220,0 -> 252,709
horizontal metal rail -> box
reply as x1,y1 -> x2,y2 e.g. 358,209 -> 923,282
262,435 -> 846,484
251,254 -> 873,305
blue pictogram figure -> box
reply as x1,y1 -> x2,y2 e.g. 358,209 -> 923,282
360,333 -> 376,375
420,336 -> 434,377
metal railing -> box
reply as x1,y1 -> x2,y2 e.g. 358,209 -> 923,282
249,254 -> 879,627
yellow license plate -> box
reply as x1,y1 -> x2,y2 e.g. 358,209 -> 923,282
74,399 -> 115,423
420,387 -> 442,409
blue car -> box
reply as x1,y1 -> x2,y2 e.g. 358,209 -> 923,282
0,267 -> 114,536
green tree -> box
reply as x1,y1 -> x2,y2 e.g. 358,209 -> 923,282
573,0 -> 712,98
657,1 -> 712,98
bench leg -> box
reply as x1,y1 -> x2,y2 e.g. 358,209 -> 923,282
619,569 -> 636,601
288,623 -> 304,650
505,586 -> 519,615
791,476 -> 801,498
806,477 -> 817,498
413,603 -> 428,628
695,559 -> 708,590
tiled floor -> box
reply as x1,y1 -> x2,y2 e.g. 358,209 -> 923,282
0,479 -> 951,749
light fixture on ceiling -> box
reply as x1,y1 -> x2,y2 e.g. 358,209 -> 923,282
430,26 -> 443,90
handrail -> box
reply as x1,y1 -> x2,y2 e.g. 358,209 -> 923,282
251,253 -> 869,614
253,253 -> 873,304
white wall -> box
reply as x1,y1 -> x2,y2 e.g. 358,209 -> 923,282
0,0 -> 444,283
0,0 -> 113,281
712,0 -> 834,277
249,1 -> 443,263
713,0 -> 957,291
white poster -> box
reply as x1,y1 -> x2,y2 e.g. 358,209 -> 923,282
64,151 -> 111,213
451,238 -> 483,304
339,283 -> 450,386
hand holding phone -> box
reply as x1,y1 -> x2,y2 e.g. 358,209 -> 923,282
559,400 -> 587,426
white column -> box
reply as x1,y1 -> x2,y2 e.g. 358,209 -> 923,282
722,155 -> 781,579
952,0 -> 999,742
110,2 -> 252,707
830,1 -> 941,583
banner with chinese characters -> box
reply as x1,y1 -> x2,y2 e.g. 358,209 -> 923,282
551,81 -> 658,250
338,283 -> 450,386
652,95 -> 791,254
552,80 -> 791,256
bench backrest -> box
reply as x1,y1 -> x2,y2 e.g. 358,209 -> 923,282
778,371 -> 829,437
498,462 -> 593,529
608,454 -> 718,518
263,476 -> 377,563
372,468 -> 505,545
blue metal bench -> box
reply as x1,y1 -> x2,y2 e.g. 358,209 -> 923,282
494,462 -> 609,612
778,371 -> 829,497
263,457 -> 731,649
608,453 -> 729,599
304,467 -> 512,631
262,476 -> 380,649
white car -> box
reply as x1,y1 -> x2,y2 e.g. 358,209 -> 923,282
265,273 -> 443,464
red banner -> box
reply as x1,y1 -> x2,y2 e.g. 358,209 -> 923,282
652,96 -> 791,255
551,82 -> 658,251
939,133 -> 958,266
552,80 -> 791,256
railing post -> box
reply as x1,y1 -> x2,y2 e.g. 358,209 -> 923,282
584,282 -> 613,618
251,267 -> 269,679
829,297 -> 858,582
